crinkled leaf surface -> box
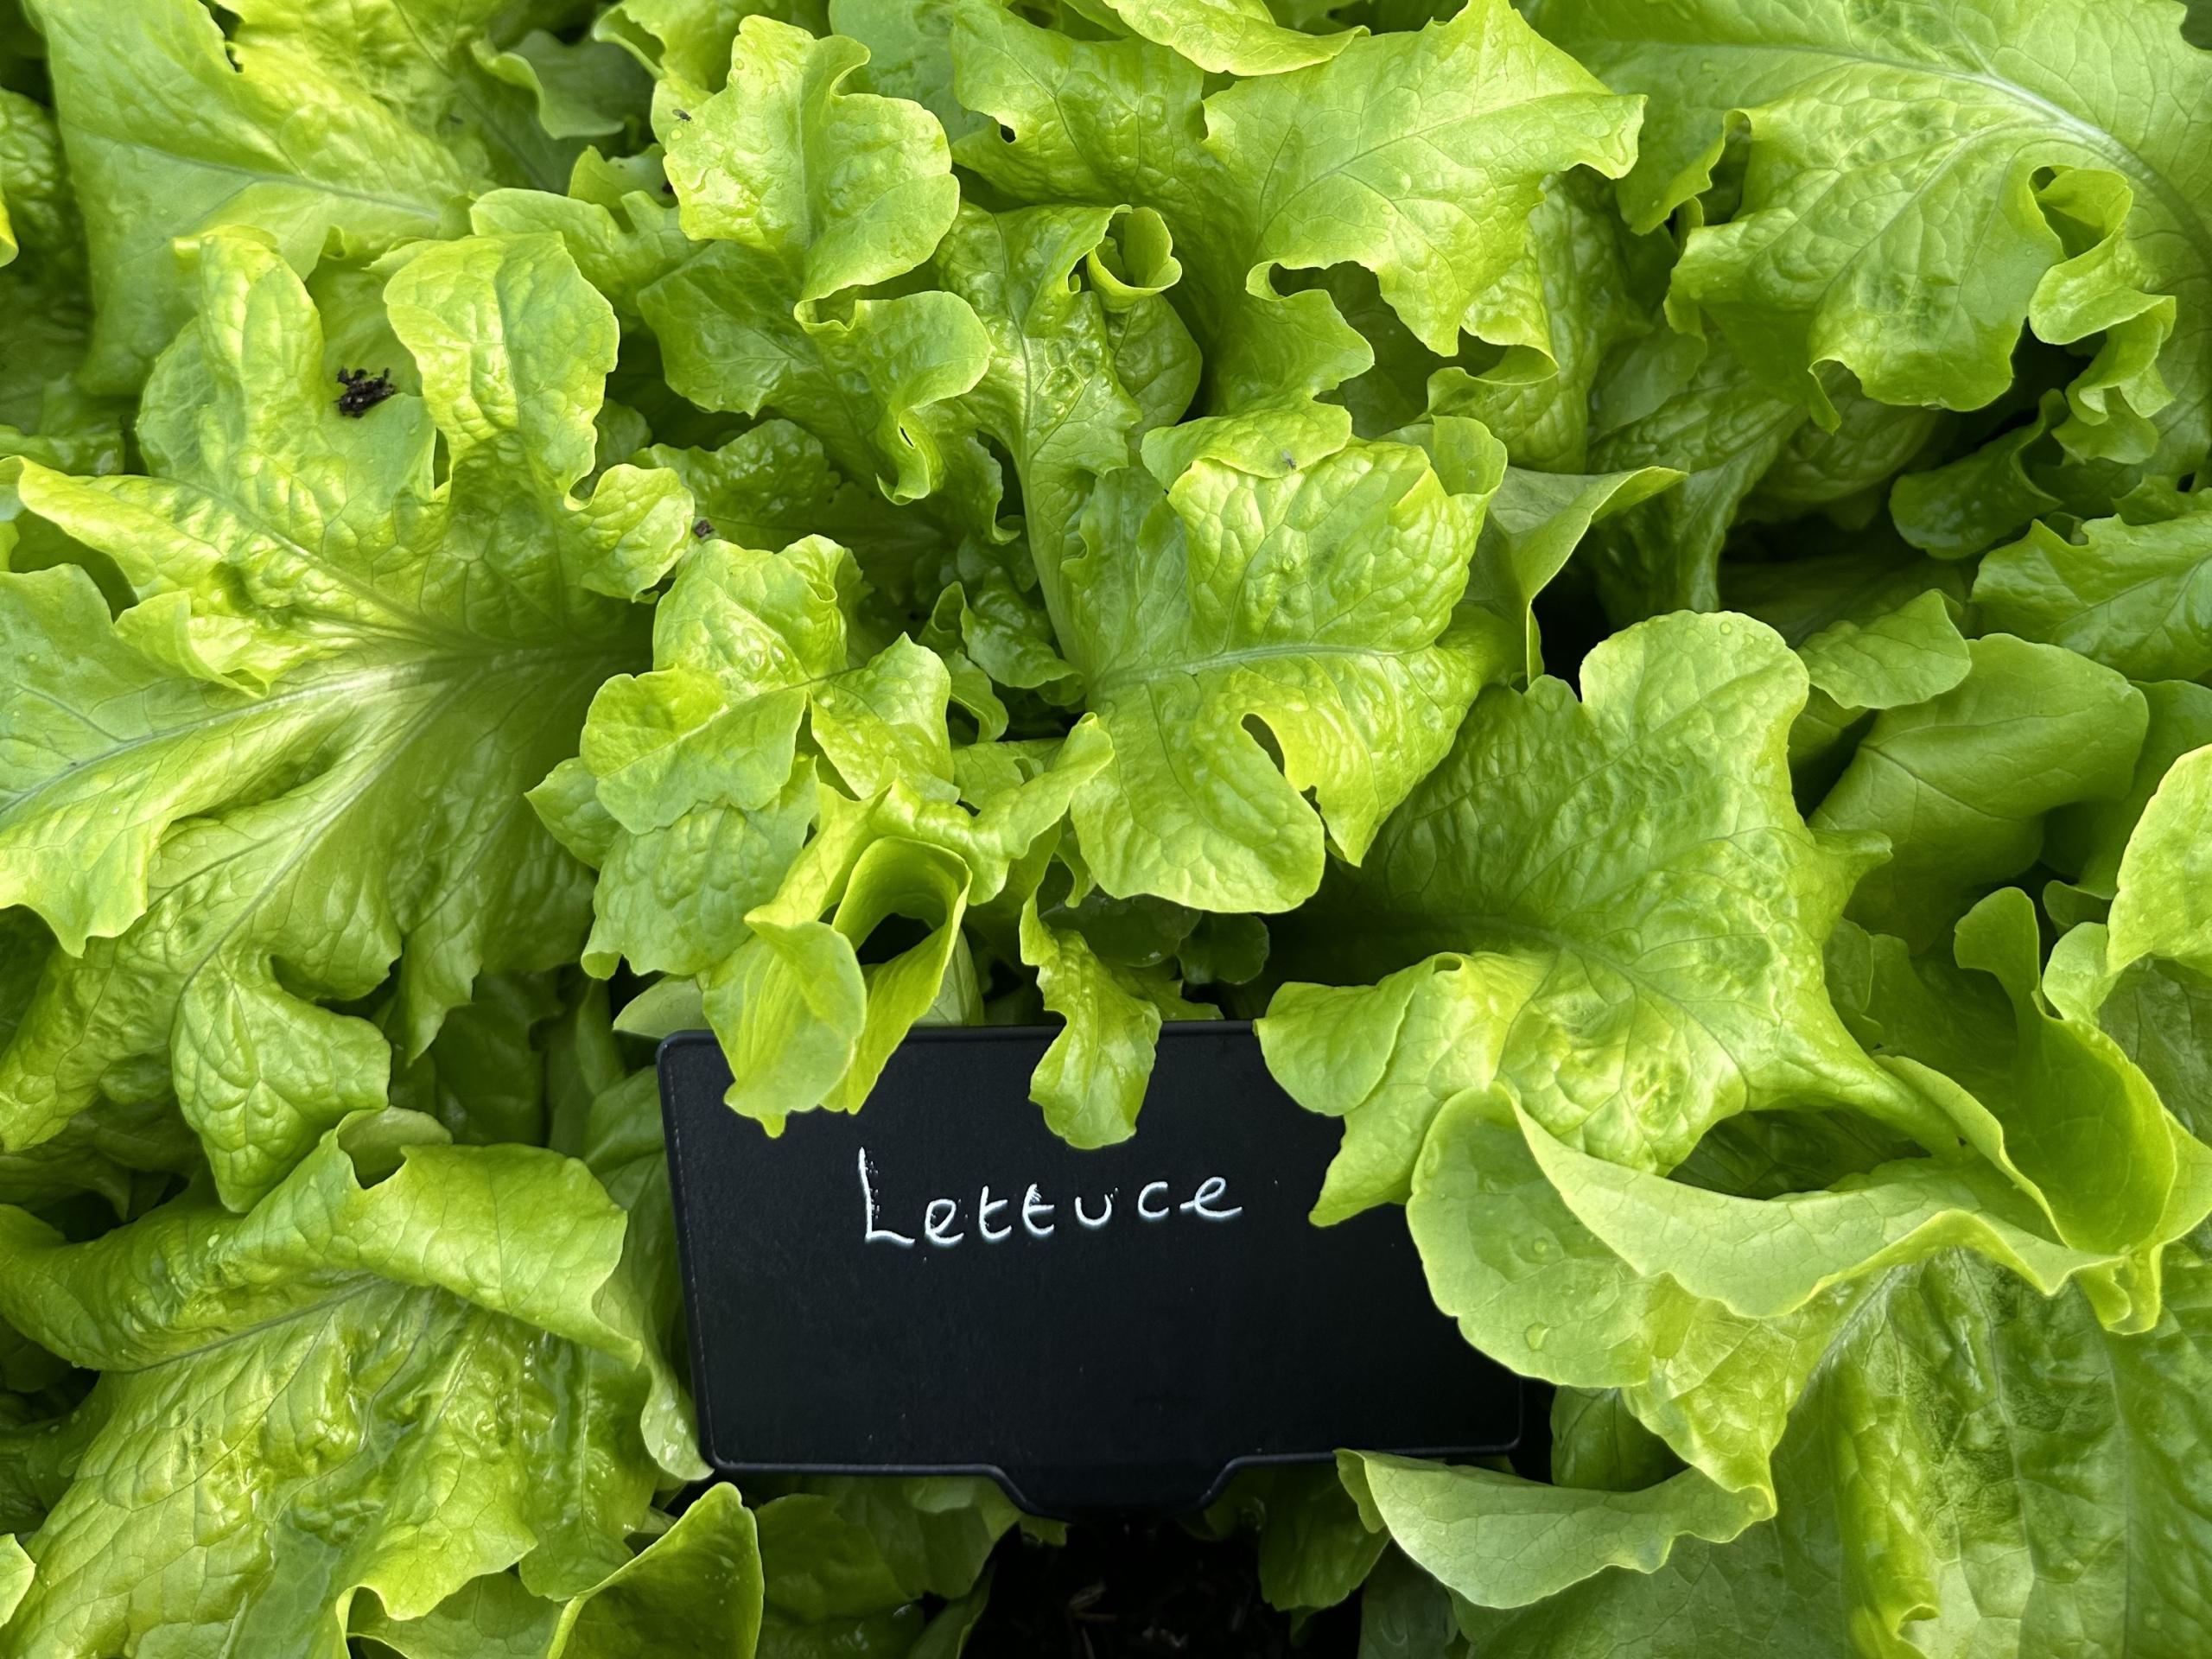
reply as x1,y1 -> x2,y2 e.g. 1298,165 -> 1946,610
1274,610 -> 1938,1172
1378,1039 -> 2195,1509
550,524 -> 1114,1130
596,0 -> 830,91
1977,507 -> 2212,683
931,199 -> 1198,630
0,88 -> 105,466
1341,887 -> 2212,1607
1446,1238 -> 2212,1655
1579,336 -> 1811,617
0,1116 -> 684,1658
705,738 -> 1106,1130
547,533 -> 912,981
952,0 -> 1643,413
31,0 -> 611,392
0,230 -> 681,1205
1090,0 -> 1360,77
7,0 -> 2212,1648
353,1484 -> 765,1659
646,421 -> 949,610
1061,417 -> 1503,912
1538,0 -> 2212,470
2109,742 -> 2212,983
640,16 -> 992,506
1427,168 -> 1669,474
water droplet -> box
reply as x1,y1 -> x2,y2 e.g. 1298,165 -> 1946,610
1524,1322 -> 1549,1351
1529,1236 -> 1557,1260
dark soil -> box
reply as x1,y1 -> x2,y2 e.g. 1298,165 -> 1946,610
965,1519 -> 1360,1658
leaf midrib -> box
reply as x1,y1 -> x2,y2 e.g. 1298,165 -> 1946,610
2,639 -> 640,826
1087,636 -> 1439,700
80,131 -> 461,226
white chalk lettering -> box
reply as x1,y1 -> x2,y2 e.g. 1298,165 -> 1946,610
924,1198 -> 963,1248
858,1148 -> 916,1248
978,1185 -> 1012,1243
859,1163 -> 1243,1245
1021,1184 -> 1056,1238
1179,1176 -> 1243,1222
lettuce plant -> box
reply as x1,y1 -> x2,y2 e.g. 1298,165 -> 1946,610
0,0 -> 2209,1653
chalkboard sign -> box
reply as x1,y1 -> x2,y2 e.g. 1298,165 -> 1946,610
659,1023 -> 1522,1516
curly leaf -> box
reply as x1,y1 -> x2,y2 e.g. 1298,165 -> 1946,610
1541,0 -> 2212,469
0,231 -> 682,1206
0,1116 -> 686,1656
1060,417 -> 1503,912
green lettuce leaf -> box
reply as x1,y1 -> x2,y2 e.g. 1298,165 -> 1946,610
1723,547 -> 1974,778
30,0 -> 623,392
1447,1238 -> 2212,1655
1323,877 -> 2212,1621
550,532 -> 925,978
0,1112 -> 690,1656
1539,0 -> 2212,472
1342,1446 -> 1765,1614
753,1474 -> 1014,1641
0,229 -> 683,1206
1810,635 -> 2146,949
1976,505 -> 2212,682
2108,741 -> 2212,984
1890,391 -> 2067,559
952,0 -> 1643,414
1787,588 -> 1981,787
1269,609 -> 1945,1178
596,0 -> 832,91
1578,336 -> 1810,616
931,199 -> 1198,638
9,2 -> 2211,1646
548,514 -> 1115,1131
639,16 -> 992,506
1393,1056 -> 2200,1509
645,421 -> 949,615
2045,677 -> 2212,908
1060,416 -> 1504,912
1790,588 -> 1972,717
1831,892 -> 2206,1292
1425,168 -> 1669,474
1452,463 -> 1683,690
0,86 -> 117,473
353,1485 -> 765,1659
1019,887 -> 1208,1147
1198,1464 -> 1389,1615
1089,0 -> 1361,76
474,28 -> 656,149
703,744 -> 1104,1131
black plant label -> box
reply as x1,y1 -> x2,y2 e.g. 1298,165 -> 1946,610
659,1023 -> 1522,1516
